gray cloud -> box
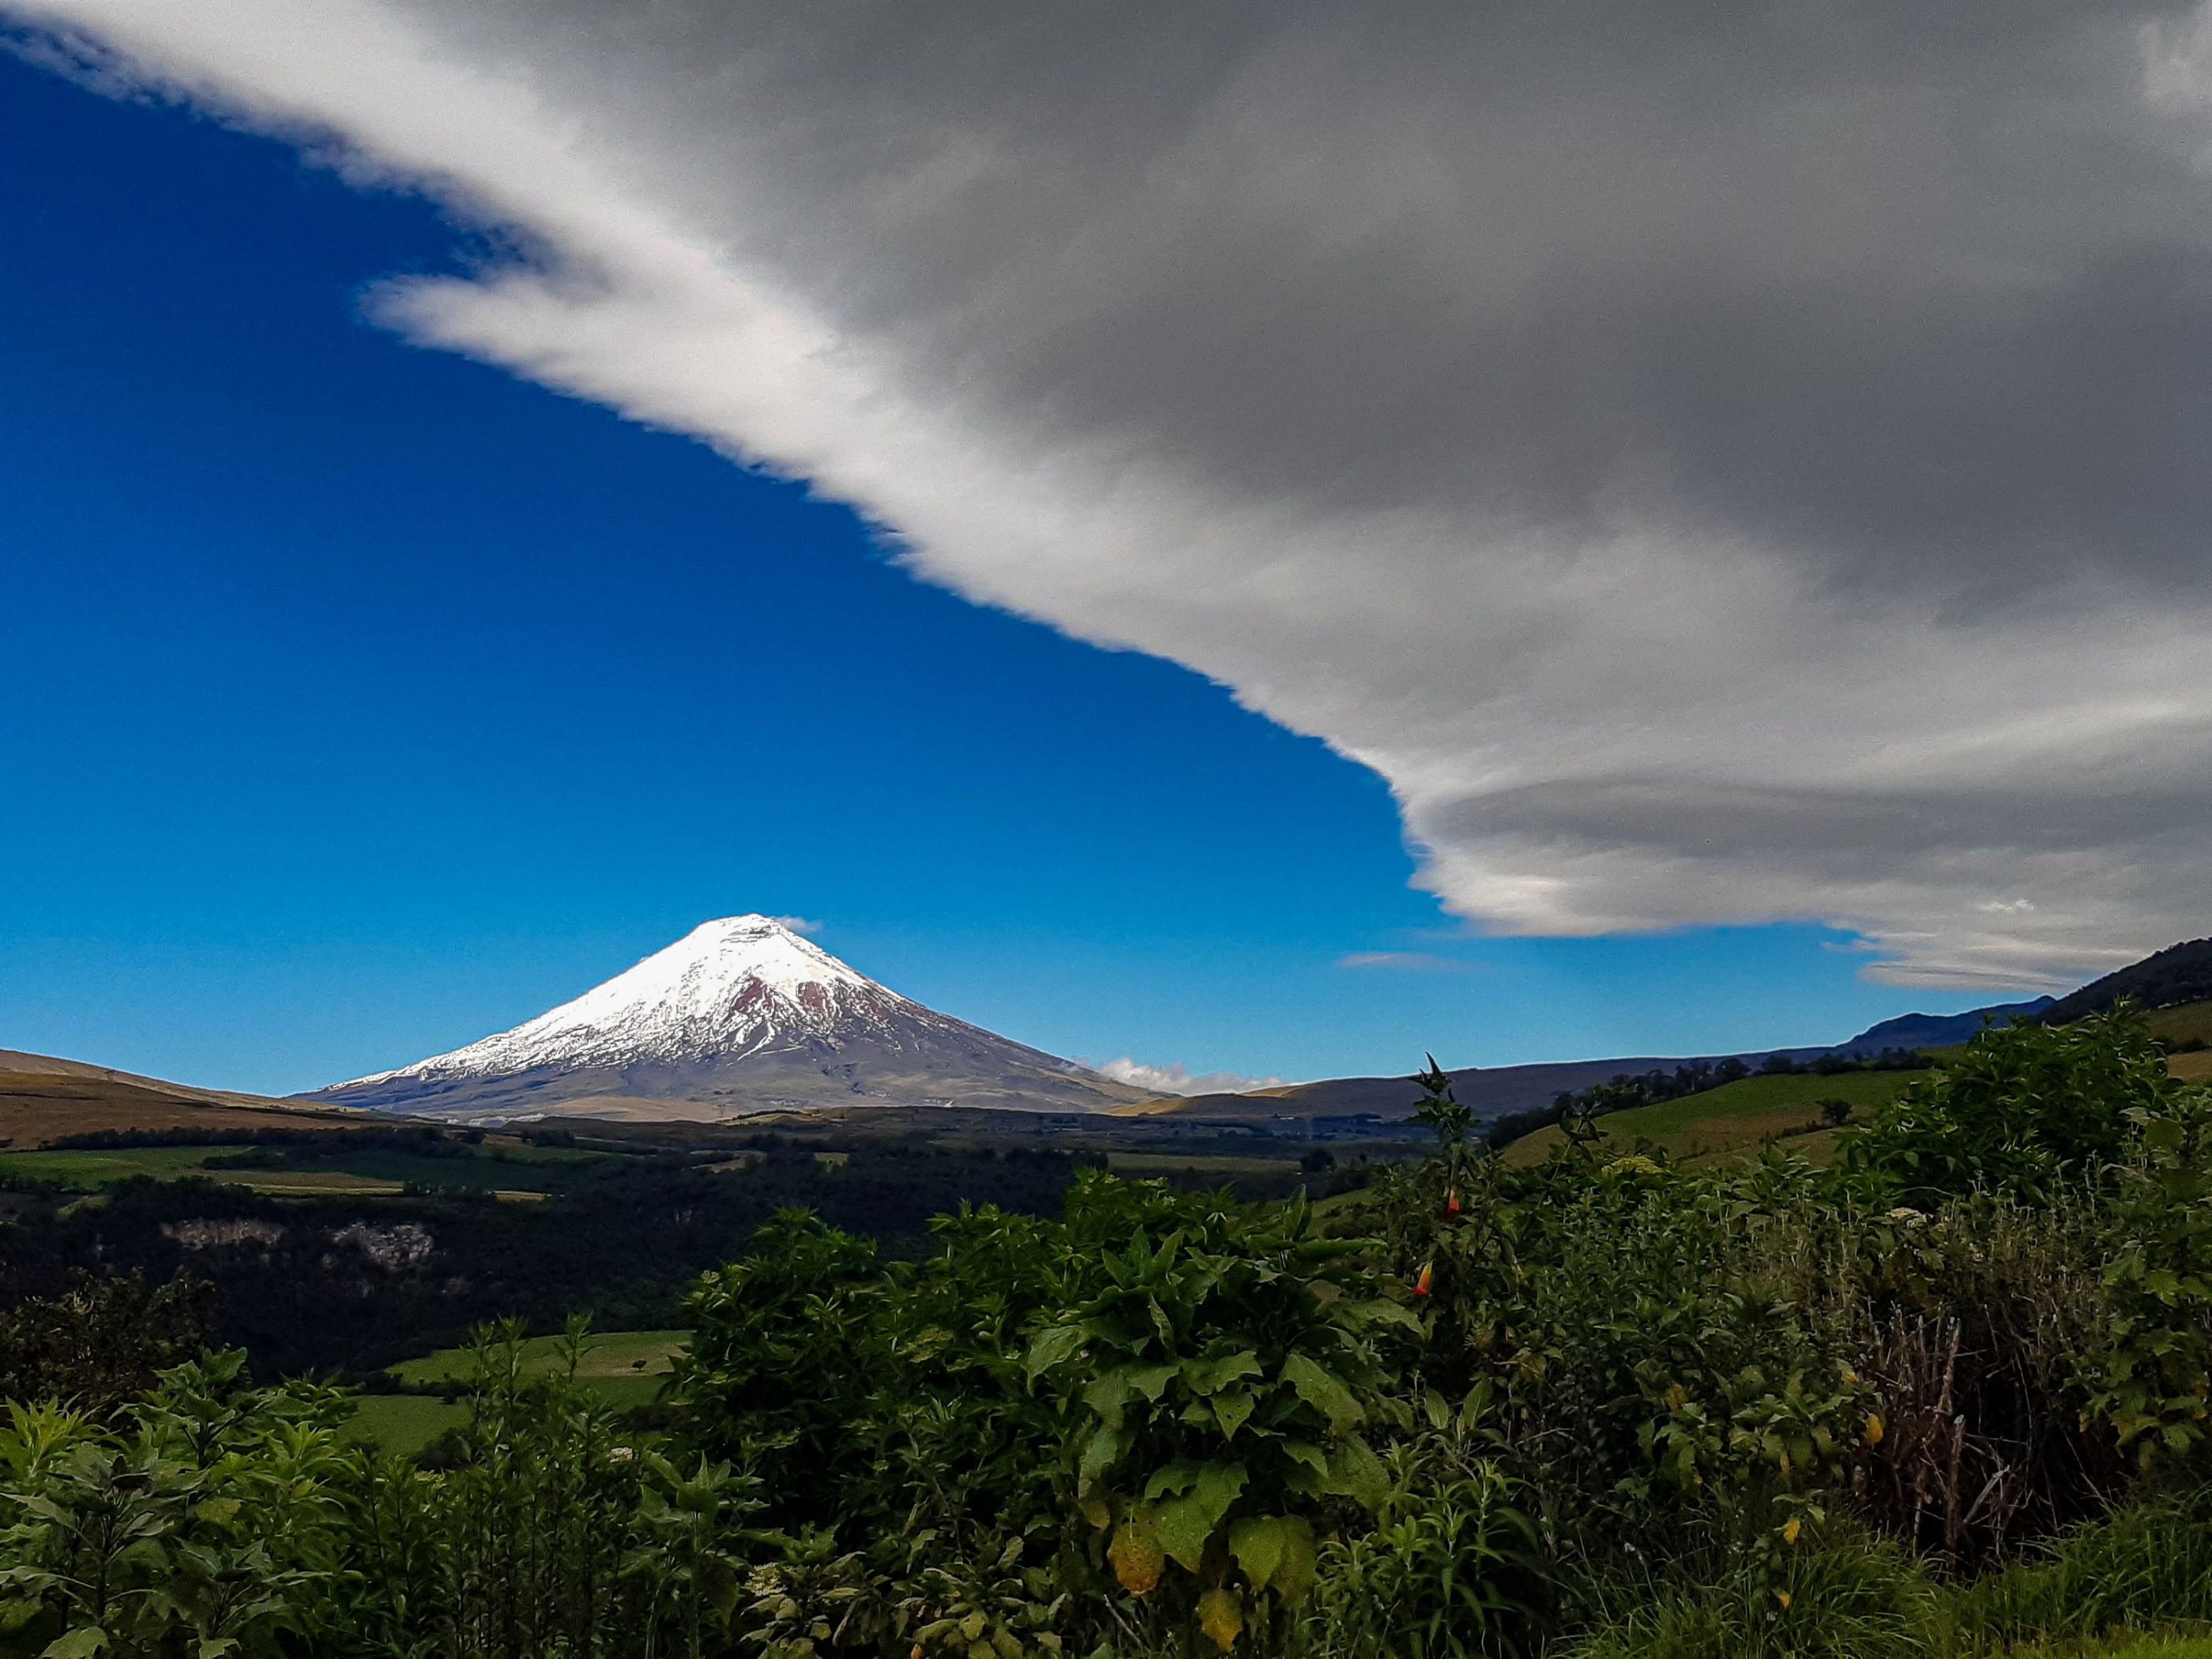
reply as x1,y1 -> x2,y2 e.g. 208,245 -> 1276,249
16,0 -> 2212,986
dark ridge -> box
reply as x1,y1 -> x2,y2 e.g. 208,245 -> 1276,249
1834,998 -> 2055,1054
2044,937 -> 2212,1024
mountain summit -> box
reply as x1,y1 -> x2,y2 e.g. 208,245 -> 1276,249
307,916 -> 1153,1122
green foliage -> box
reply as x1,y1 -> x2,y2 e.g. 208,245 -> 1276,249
1026,1183 -> 1416,1648
1849,1010 -> 2176,1200
0,1353 -> 355,1657
1308,1384 -> 1548,1659
13,1010 -> 2212,1656
2088,1084 -> 2212,1467
1563,1522 -> 1940,1659
679,1213 -> 888,1520
0,1273 -> 212,1412
1954,1487 -> 2212,1647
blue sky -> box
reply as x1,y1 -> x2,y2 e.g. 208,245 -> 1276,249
0,47 -> 2035,1093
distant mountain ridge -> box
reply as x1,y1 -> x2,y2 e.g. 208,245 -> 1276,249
303,916 -> 1153,1122
2043,937 -> 2212,1024
1127,993 -> 2052,1125
1826,999 -> 2056,1055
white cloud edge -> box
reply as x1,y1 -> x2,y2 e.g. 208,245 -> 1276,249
10,1 -> 2212,995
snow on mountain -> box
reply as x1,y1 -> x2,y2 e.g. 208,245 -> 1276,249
309,916 -> 1155,1121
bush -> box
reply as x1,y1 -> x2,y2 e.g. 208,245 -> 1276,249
1848,1010 -> 2174,1201
0,1270 -> 212,1409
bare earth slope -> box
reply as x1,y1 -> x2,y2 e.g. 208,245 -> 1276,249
303,916 -> 1154,1122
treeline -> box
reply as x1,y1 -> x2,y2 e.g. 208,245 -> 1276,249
6,1013 -> 2212,1656
0,1145 -> 1104,1376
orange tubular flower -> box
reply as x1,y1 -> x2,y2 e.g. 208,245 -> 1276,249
1414,1262 -> 1435,1298
1444,1189 -> 1462,1219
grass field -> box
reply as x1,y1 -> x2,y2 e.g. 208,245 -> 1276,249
389,1329 -> 688,1409
345,1330 -> 692,1454
0,1137 -> 610,1196
1106,1152 -> 1302,1179
0,1146 -> 409,1195
2150,1002 -> 2212,1083
342,1394 -> 470,1458
1502,1068 -> 1930,1168
2004,1637 -> 2212,1659
2147,1000 -> 2212,1046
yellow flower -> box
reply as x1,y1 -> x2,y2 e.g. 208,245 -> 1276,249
1865,1413 -> 1885,1446
1777,1592 -> 1793,1609
1782,1517 -> 1801,1545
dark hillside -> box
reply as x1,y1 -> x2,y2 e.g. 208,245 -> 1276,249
1832,998 -> 2053,1052
2045,936 -> 2212,1021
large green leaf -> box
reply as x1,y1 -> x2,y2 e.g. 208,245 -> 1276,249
1078,1423 -> 1128,1494
1085,1369 -> 1136,1428
1281,1352 -> 1364,1435
1144,1459 -> 1203,1501
43,1627 -> 110,1659
1155,1462 -> 1247,1571
1345,1298 -> 1424,1334
1228,1514 -> 1290,1593
1213,1389 -> 1257,1441
1130,1362 -> 1180,1403
1183,1350 -> 1262,1396
1323,1433 -> 1390,1511
1025,1322 -> 1087,1379
1230,1515 -> 1318,1604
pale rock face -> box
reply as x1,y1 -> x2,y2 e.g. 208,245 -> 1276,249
314,916 -> 1151,1119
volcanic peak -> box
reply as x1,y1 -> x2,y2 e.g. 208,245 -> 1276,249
340,915 -> 920,1083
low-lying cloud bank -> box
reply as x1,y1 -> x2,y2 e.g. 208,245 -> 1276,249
1089,1058 -> 1289,1099
17,1 -> 2212,988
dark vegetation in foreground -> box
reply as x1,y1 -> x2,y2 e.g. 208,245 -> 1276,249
7,1013 -> 2212,1655
0,1143 -> 1104,1375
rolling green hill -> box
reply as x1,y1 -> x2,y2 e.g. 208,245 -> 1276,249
344,1329 -> 690,1455
1502,1066 -> 1930,1168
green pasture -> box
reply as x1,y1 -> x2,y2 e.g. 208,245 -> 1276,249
1106,1151 -> 1301,1179
2147,1000 -> 2212,1048
342,1394 -> 469,1459
345,1329 -> 690,1455
0,1146 -> 401,1194
389,1328 -> 687,1408
1503,1067 -> 1930,1168
0,1136 -> 610,1196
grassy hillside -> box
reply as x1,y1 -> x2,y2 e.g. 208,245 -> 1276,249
0,1065 -> 363,1148
1502,1066 -> 1930,1168
1490,1006 -> 2212,1168
347,1329 -> 690,1454
2150,1000 -> 2212,1083
389,1327 -> 687,1402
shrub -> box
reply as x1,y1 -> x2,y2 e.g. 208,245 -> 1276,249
1848,1011 -> 2175,1202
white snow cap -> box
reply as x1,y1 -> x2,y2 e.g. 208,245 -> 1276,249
342,915 -> 926,1082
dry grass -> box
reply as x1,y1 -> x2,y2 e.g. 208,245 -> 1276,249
0,1071 -> 365,1149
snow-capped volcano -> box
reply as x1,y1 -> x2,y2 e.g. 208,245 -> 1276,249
307,916 -> 1154,1122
